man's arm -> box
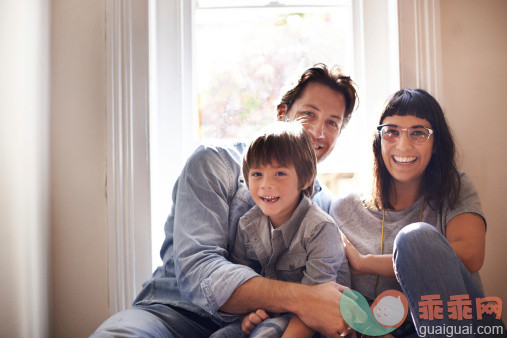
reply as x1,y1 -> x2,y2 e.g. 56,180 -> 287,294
171,145 -> 259,316
221,277 -> 350,338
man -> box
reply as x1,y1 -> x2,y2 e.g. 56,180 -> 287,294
92,64 -> 358,337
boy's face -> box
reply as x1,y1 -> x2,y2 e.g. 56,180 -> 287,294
247,161 -> 309,228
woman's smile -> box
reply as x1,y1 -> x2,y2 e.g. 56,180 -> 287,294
392,155 -> 417,164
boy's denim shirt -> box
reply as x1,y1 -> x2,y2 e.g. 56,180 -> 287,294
133,142 -> 334,325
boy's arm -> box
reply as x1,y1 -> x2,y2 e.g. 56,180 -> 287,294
283,315 -> 315,338
229,219 -> 255,267
283,221 -> 348,336
301,221 -> 347,285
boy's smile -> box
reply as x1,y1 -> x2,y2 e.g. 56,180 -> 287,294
248,162 -> 308,228
260,195 -> 280,203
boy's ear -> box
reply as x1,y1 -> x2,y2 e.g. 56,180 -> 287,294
277,104 -> 287,121
301,178 -> 313,191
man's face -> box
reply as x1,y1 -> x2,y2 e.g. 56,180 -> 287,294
277,82 -> 346,162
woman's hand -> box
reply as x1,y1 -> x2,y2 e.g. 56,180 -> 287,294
241,309 -> 270,335
341,232 -> 396,277
341,232 -> 366,274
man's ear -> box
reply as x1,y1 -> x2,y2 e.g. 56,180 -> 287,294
277,104 -> 287,121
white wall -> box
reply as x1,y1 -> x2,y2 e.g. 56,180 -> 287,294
50,0 -> 109,336
439,0 -> 507,313
0,1 -> 50,337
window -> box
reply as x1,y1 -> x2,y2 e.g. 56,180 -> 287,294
108,0 -> 442,312
196,1 -> 353,142
150,0 -> 400,270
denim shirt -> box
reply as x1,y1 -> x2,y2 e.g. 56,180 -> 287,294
133,142 -> 334,324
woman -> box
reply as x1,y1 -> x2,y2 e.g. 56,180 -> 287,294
331,89 -> 499,336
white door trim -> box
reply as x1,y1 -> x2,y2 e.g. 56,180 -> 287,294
398,0 -> 442,99
105,0 -> 152,315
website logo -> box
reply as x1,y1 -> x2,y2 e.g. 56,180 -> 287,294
341,290 -> 504,336
372,290 -> 409,327
340,289 -> 409,336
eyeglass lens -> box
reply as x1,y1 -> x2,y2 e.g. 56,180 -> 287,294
381,126 -> 431,144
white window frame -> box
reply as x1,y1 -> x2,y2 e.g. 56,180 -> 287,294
105,0 -> 442,314
398,0 -> 443,97
105,0 -> 152,315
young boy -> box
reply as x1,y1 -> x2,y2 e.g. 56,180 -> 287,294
211,121 -> 350,338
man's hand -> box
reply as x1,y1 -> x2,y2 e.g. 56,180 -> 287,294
292,282 -> 352,337
241,309 -> 270,335
220,277 -> 365,337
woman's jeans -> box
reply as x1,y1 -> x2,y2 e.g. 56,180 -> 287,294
393,222 -> 504,337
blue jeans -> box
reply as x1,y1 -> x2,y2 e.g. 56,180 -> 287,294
393,222 -> 504,337
90,304 -> 219,338
210,313 -> 291,338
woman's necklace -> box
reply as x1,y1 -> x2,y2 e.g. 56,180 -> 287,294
375,198 -> 424,297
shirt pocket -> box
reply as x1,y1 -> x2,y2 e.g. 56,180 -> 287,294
276,252 -> 307,283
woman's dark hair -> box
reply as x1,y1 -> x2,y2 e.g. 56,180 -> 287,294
372,88 -> 460,211
278,63 -> 358,127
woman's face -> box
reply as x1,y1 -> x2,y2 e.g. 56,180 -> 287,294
380,115 -> 434,188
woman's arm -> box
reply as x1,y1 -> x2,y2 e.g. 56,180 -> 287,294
445,213 -> 486,273
342,233 -> 395,277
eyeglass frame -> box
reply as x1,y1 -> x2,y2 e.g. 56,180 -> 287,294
377,124 -> 434,144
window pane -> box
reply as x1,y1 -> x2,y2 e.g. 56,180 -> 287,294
195,4 -> 353,141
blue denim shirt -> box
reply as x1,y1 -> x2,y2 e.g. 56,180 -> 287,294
133,142 -> 334,324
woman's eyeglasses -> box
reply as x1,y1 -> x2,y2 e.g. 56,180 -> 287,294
377,124 -> 434,145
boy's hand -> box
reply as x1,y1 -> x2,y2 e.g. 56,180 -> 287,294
241,309 -> 270,335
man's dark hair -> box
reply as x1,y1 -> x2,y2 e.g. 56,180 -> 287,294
278,63 -> 358,126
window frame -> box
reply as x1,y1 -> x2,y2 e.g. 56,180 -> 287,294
105,0 -> 152,315
106,0 -> 443,313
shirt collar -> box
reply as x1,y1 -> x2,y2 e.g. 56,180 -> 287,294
272,195 -> 312,248
313,179 -> 323,195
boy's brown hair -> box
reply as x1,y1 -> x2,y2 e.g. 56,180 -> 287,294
242,121 -> 317,197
